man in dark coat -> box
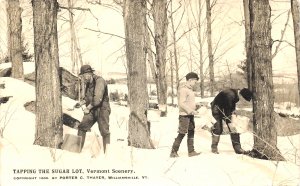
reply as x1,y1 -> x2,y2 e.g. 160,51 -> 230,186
74,65 -> 111,153
210,88 -> 252,154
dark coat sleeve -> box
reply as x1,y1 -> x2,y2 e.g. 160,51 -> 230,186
213,89 -> 239,121
91,77 -> 107,107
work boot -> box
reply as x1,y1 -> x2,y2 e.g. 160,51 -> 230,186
187,138 -> 200,157
170,150 -> 179,158
102,134 -> 110,154
170,133 -> 184,158
188,151 -> 201,157
211,134 -> 220,154
77,129 -> 86,152
230,133 -> 247,154
73,121 -> 80,129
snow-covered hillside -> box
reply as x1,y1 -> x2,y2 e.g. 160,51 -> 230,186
0,77 -> 299,186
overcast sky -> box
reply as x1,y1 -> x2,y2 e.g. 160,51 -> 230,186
0,0 -> 297,80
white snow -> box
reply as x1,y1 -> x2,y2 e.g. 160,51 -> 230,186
0,62 -> 35,75
0,77 -> 299,186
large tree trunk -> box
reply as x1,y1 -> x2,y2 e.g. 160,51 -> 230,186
124,0 -> 153,149
32,0 -> 63,148
7,0 -> 24,80
243,0 -> 252,91
249,0 -> 284,160
206,0 -> 214,96
291,0 -> 300,102
153,0 -> 168,116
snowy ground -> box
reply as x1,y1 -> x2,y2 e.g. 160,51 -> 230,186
0,77 -> 300,186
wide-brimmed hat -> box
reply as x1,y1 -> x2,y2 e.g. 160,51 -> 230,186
79,65 -> 94,75
186,72 -> 199,81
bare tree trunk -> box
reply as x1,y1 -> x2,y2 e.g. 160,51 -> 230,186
291,0 -> 300,102
68,0 -> 76,74
124,0 -> 153,149
243,0 -> 252,91
249,0 -> 284,160
174,52 -> 179,90
170,51 -> 174,105
7,0 -> 24,80
206,0 -> 214,96
6,2 -> 11,63
32,0 -> 63,148
170,1 -> 180,90
197,0 -> 205,98
68,0 -> 83,74
152,0 -> 168,117
75,36 -> 83,67
145,22 -> 159,97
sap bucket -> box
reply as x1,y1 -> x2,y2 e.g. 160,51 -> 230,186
61,134 -> 82,153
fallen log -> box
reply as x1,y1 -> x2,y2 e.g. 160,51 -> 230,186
235,109 -> 300,136
1,66 -> 80,100
0,96 -> 13,104
24,101 -> 84,131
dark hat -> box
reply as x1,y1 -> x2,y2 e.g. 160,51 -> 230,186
79,65 -> 94,75
240,88 -> 253,102
186,72 -> 199,81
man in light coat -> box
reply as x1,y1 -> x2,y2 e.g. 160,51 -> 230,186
170,72 -> 201,158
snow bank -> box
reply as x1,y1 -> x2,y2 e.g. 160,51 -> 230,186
1,77 -> 299,186
0,62 -> 35,75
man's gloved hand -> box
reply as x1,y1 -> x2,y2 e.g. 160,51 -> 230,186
191,110 -> 199,115
74,102 -> 81,108
83,107 -> 90,115
227,123 -> 237,133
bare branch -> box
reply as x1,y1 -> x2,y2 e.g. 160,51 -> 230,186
59,6 -> 90,12
167,26 -> 196,48
272,10 -> 291,59
84,28 -> 125,39
85,0 -> 123,14
147,23 -> 155,41
273,40 -> 295,48
271,9 -> 289,24
211,0 -> 218,8
168,0 -> 183,16
108,44 -> 126,62
174,3 -> 186,33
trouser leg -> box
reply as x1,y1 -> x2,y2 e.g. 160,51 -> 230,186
77,130 -> 86,151
170,133 -> 185,157
187,130 -> 195,153
77,112 -> 96,152
230,133 -> 246,154
211,108 -> 223,154
211,133 -> 220,154
97,107 -> 111,154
